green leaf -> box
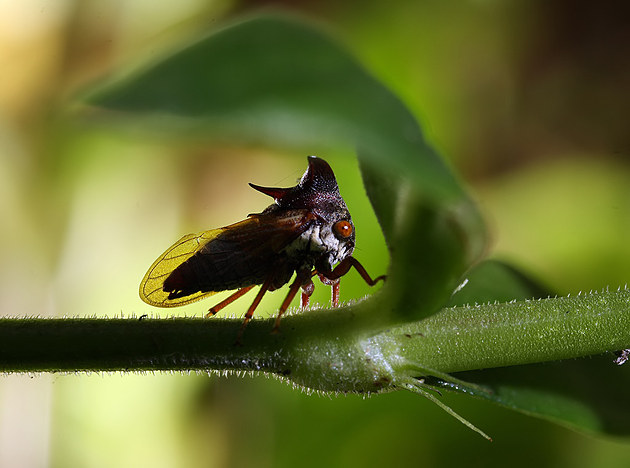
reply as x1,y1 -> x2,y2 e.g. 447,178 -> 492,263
84,13 -> 462,203
81,12 -> 487,323
446,356 -> 630,436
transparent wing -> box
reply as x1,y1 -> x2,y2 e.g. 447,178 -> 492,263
139,229 -> 225,307
138,210 -> 315,308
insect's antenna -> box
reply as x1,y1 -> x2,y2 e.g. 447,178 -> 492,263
206,286 -> 256,318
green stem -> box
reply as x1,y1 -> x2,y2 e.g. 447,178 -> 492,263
1,289 -> 629,394
389,288 -> 630,374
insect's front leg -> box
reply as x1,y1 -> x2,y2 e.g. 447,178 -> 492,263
319,256 -> 386,286
317,273 -> 341,307
317,257 -> 386,307
300,277 -> 315,308
317,256 -> 386,307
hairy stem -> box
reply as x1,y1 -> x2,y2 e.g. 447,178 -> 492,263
1,289 -> 629,394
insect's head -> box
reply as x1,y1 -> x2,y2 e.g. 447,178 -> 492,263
250,156 -> 355,263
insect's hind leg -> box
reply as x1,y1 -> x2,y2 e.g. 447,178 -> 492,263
205,285 -> 255,318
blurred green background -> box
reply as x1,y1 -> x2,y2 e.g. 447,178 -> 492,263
2,1 -> 630,466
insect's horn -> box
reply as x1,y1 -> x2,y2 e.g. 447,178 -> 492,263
249,183 -> 291,200
301,156 -> 339,193
250,156 -> 339,204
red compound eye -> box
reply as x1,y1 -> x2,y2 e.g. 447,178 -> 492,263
333,220 -> 353,239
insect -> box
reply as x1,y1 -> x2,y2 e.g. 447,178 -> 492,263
139,156 -> 385,339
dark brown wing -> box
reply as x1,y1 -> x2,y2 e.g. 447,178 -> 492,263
139,209 -> 315,307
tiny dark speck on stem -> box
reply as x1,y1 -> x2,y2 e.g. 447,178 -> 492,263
403,332 -> 424,338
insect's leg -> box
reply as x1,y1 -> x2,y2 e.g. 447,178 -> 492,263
236,278 -> 273,343
322,256 -> 386,286
300,278 -> 315,309
273,269 -> 312,333
331,281 -> 340,307
205,286 -> 255,318
316,272 -> 341,307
